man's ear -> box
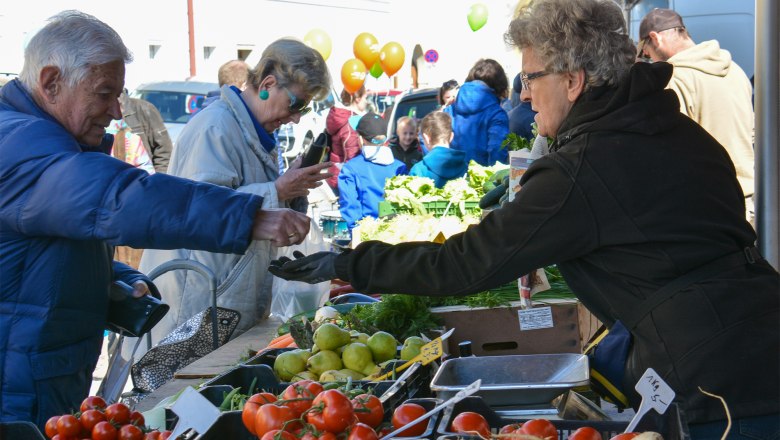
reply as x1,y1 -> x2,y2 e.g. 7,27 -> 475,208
565,69 -> 586,102
38,66 -> 62,104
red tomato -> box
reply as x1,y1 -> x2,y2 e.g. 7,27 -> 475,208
92,420 -> 118,440
56,414 -> 81,437
450,411 -> 490,437
80,396 -> 108,413
45,416 -> 61,438
499,423 -> 523,434
158,432 -> 172,440
518,419 -> 558,440
570,426 -> 602,440
610,434 -> 640,440
104,403 -> 131,425
306,389 -> 355,434
143,432 -> 161,440
118,424 -> 144,440
255,403 -> 299,438
347,422 -> 379,440
129,411 -> 144,427
79,409 -> 106,433
301,431 -> 339,440
243,392 -> 280,434
351,394 -> 384,428
391,403 -> 427,437
261,429 -> 298,440
282,380 -> 324,417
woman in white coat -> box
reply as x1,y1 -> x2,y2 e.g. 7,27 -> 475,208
137,38 -> 332,349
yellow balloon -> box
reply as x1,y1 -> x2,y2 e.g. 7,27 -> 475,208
303,29 -> 332,61
341,58 -> 367,94
379,42 -> 405,77
353,32 -> 380,68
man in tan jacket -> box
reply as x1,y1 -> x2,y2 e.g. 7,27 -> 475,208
637,8 -> 755,220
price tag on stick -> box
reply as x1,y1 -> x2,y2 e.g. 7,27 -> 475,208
624,367 -> 676,433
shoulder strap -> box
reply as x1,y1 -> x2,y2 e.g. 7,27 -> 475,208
622,247 -> 762,330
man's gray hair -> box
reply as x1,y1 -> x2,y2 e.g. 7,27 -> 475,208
505,0 -> 636,90
19,10 -> 132,91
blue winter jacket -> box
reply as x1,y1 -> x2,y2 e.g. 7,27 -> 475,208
447,80 -> 509,166
0,80 -> 262,427
409,147 -> 468,188
338,147 -> 406,231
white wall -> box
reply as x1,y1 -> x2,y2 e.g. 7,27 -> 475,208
0,0 -> 522,92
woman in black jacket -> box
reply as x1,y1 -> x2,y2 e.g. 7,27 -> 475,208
270,1 -> 779,437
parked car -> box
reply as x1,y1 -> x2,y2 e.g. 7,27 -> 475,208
366,89 -> 403,118
131,81 -> 219,143
384,88 -> 440,150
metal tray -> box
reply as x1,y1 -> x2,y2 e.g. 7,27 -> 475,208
429,354 -> 589,406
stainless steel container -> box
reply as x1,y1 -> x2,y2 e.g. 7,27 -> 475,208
429,353 -> 589,406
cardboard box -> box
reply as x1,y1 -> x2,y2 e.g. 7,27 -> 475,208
430,300 -> 599,357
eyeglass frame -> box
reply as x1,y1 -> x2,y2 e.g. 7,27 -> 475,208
519,70 -> 551,91
280,86 -> 312,116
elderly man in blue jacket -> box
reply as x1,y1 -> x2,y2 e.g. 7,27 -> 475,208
0,10 -> 311,428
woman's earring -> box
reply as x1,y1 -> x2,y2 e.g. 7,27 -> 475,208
259,89 -> 269,100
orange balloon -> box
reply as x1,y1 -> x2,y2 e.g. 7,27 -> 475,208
341,58 -> 367,94
353,32 -> 380,68
379,42 -> 405,77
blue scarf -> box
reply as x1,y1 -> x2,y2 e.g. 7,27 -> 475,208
230,86 -> 276,152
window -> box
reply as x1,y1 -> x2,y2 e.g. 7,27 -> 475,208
148,44 -> 161,59
203,46 -> 215,60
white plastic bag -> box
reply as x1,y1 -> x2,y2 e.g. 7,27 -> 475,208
270,219 -> 330,321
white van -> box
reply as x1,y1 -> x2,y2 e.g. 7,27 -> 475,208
627,0 -> 755,80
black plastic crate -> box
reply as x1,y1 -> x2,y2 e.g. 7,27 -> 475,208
193,411 -> 253,440
435,396 -> 690,440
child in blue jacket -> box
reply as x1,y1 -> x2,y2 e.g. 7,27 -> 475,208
410,112 -> 468,188
338,112 -> 406,231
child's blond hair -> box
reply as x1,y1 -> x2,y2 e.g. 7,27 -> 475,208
420,112 -> 453,146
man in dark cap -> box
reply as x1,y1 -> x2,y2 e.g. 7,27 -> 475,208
337,112 -> 406,232
637,8 -> 755,221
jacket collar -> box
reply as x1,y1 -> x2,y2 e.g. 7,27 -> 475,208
554,62 -> 679,150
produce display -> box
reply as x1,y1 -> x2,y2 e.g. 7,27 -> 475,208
271,321 -> 428,383
43,395 -> 172,439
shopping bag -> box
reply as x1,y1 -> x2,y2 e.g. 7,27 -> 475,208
130,307 -> 240,393
583,320 -> 632,409
270,219 -> 330,321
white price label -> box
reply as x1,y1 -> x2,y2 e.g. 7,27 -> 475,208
518,306 -> 554,331
624,367 -> 676,433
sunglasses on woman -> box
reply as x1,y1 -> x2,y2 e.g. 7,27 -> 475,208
282,86 -> 312,116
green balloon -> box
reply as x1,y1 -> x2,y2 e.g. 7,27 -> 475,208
369,61 -> 383,79
467,3 -> 488,32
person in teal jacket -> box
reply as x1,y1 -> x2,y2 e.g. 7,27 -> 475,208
338,112 -> 406,231
0,11 -> 309,429
410,112 -> 468,188
446,58 -> 510,166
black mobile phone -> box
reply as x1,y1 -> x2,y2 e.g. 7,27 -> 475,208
301,131 -> 331,168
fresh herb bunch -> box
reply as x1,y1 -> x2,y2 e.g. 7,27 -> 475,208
341,294 -> 443,340
501,132 -> 533,151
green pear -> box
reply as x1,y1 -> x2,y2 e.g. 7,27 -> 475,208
401,336 -> 426,361
291,370 -> 318,381
293,348 -> 312,363
306,349 -> 343,377
319,370 -> 348,382
314,323 -> 352,351
273,350 -> 307,381
341,342 -> 374,373
361,363 -> 381,377
338,369 -> 365,380
367,331 -> 398,363
311,344 -> 321,354
350,330 -> 370,344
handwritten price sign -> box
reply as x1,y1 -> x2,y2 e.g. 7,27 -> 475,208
624,367 -> 676,433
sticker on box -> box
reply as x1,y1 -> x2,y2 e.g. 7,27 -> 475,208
517,306 -> 554,330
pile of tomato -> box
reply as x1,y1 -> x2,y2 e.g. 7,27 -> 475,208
449,411 -> 650,440
240,379 -> 432,440
43,395 -> 173,440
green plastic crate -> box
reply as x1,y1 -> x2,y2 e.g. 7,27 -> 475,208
378,200 -> 481,217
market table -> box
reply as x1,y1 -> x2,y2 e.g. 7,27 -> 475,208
134,316 -> 282,412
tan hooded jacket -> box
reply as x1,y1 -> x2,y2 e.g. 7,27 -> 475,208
667,40 -> 754,197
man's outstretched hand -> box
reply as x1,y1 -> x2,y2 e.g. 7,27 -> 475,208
269,250 -> 339,284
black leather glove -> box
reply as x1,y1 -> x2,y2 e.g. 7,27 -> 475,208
269,250 -> 338,284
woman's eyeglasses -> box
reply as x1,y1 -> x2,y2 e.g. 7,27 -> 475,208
519,70 -> 550,91
281,86 -> 312,115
